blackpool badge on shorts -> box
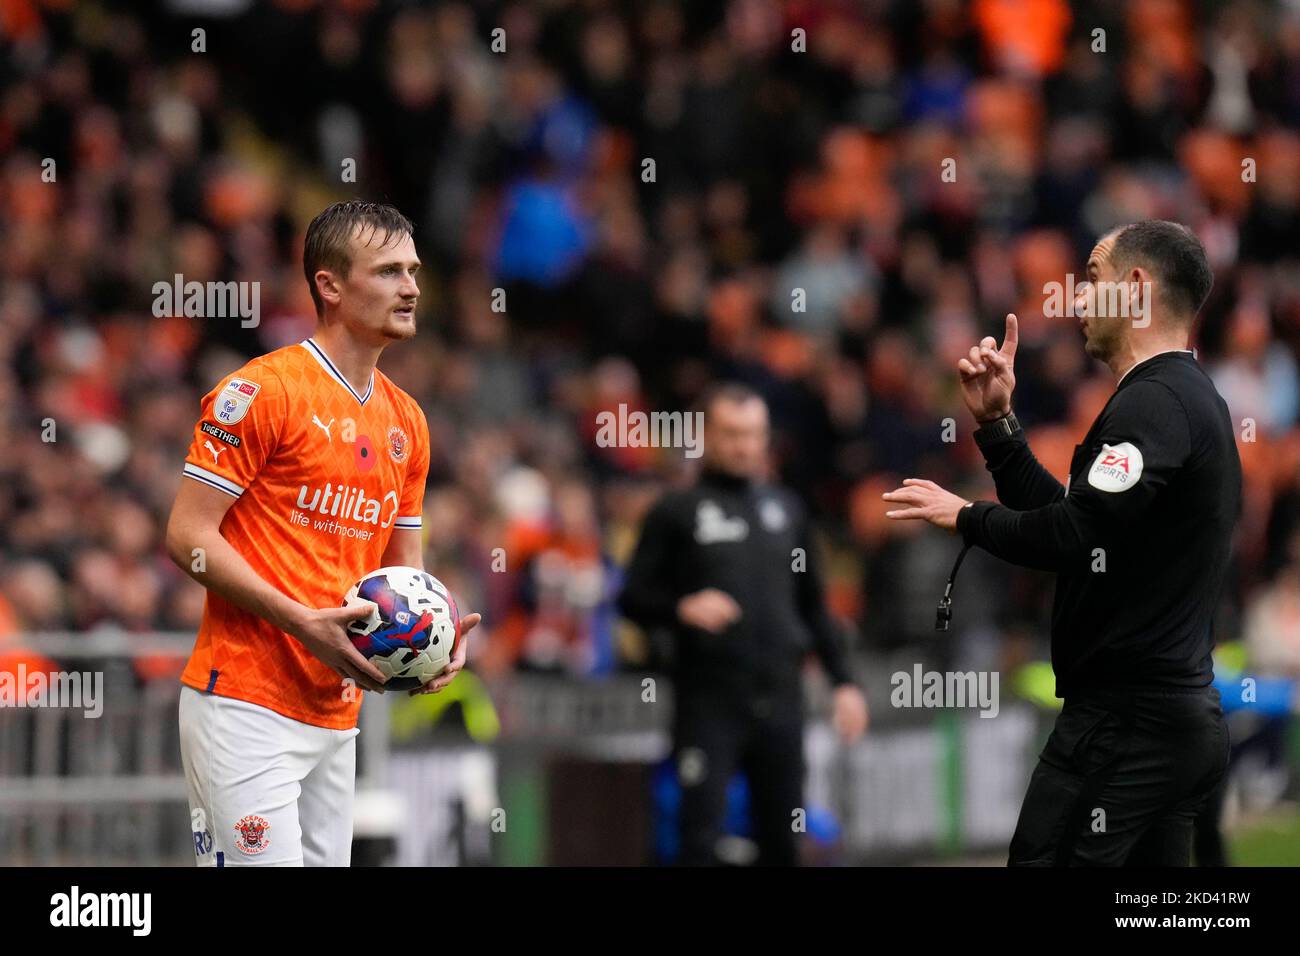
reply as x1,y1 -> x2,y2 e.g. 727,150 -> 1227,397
233,814 -> 271,855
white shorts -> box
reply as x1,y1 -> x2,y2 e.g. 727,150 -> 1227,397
179,685 -> 359,867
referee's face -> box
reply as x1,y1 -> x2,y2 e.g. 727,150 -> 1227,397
703,397 -> 770,480
1076,234 -> 1126,362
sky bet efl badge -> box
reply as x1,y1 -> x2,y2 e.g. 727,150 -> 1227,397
215,377 -> 260,426
1087,441 -> 1144,492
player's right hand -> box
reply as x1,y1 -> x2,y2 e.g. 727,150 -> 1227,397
958,312 -> 1018,423
289,603 -> 390,693
677,588 -> 742,634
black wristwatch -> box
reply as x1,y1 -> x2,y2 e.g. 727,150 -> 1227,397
973,410 -> 1021,448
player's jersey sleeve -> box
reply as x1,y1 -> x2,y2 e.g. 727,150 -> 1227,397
392,403 -> 429,531
182,361 -> 288,499
957,380 -> 1192,570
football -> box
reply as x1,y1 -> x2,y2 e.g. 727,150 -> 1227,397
342,566 -> 461,691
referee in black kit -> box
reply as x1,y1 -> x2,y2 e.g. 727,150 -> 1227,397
618,384 -> 868,866
883,221 -> 1240,866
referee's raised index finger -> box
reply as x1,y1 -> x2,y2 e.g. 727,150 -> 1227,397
1003,312 -> 1019,357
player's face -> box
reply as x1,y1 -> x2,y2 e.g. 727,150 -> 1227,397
1076,236 -> 1126,362
334,227 -> 421,344
703,397 -> 769,479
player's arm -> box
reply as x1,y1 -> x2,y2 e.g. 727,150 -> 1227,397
380,527 -> 423,569
955,381 -> 1191,570
166,479 -> 307,636
165,478 -> 388,691
958,313 -> 1065,510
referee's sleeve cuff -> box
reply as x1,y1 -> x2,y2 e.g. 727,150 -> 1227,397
182,463 -> 244,498
973,416 -> 1025,454
956,500 -> 995,546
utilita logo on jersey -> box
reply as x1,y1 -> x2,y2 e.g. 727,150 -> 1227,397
289,483 -> 399,541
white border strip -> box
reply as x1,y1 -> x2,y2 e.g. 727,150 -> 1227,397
183,462 -> 244,498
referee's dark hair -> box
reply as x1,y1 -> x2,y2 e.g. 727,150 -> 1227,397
1110,220 -> 1214,322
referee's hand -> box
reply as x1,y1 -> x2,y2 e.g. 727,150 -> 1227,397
882,479 -> 969,531
958,312 -> 1018,423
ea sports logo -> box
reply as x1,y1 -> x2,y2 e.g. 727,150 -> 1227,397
1099,450 -> 1130,473
1087,442 -> 1144,493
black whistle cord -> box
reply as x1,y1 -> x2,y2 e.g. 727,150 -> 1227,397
935,543 -> 972,631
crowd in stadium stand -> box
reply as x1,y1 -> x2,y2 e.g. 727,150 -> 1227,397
2,0 -> 1300,689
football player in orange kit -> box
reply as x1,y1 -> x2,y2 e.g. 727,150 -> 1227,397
166,201 -> 480,866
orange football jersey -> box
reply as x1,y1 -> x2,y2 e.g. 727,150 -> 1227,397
179,338 -> 429,729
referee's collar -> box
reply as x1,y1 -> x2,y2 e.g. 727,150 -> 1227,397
1116,348 -> 1197,387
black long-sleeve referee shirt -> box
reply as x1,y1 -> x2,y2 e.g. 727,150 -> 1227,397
618,468 -> 855,704
956,351 -> 1242,698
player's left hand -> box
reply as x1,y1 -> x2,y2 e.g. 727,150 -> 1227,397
882,479 -> 969,531
410,612 -> 481,695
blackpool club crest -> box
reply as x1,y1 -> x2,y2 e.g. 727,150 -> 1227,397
233,814 -> 271,855
388,425 -> 408,463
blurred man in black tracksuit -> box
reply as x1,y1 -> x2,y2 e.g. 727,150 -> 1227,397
884,221 -> 1240,865
618,384 -> 868,866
